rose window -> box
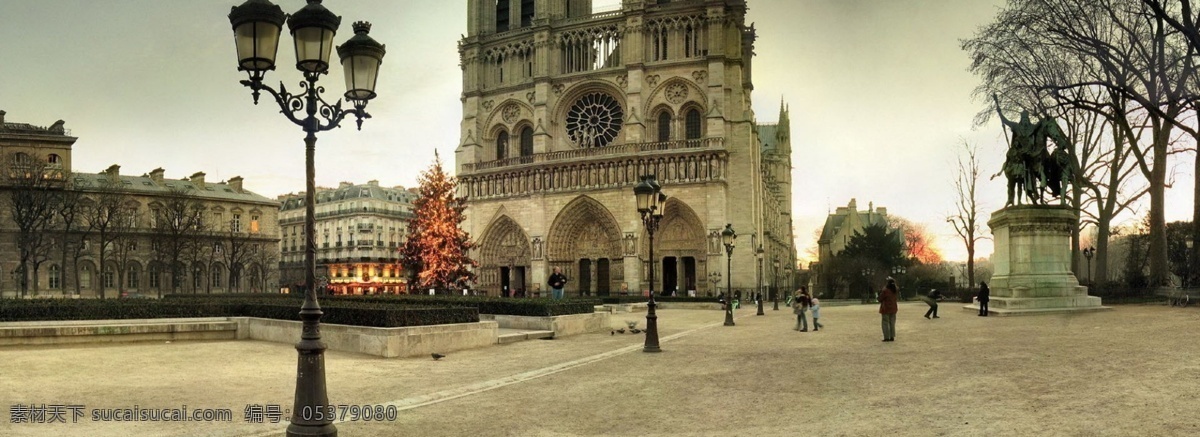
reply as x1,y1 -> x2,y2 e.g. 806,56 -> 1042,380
565,92 -> 623,148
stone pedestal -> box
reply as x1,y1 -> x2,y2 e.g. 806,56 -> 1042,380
964,205 -> 1108,316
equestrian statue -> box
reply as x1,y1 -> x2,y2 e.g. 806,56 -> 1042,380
992,94 -> 1078,206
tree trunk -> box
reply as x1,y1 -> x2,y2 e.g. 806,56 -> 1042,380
1193,145 -> 1200,287
1095,213 -> 1112,285
1148,134 -> 1169,286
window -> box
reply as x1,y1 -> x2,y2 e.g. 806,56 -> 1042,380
657,111 -> 672,142
212,269 -> 222,288
80,266 -> 91,288
48,265 -> 61,289
495,0 -> 510,32
520,0 -> 534,27
103,267 -> 115,289
250,215 -> 260,233
232,214 -> 242,233
128,240 -> 137,251
194,266 -> 203,289
496,131 -> 509,160
48,154 -> 61,164
685,108 -> 702,140
213,213 -> 224,230
149,265 -> 160,288
214,243 -> 224,255
128,265 -> 139,289
519,127 -> 533,157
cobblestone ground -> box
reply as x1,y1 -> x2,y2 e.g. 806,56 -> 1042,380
2,303 -> 1199,437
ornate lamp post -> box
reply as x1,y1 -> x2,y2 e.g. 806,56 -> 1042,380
773,257 -> 781,304
861,268 -> 875,303
1082,246 -> 1095,286
708,271 -> 721,297
722,224 -> 737,326
634,175 -> 666,353
756,245 -> 765,316
891,265 -> 906,299
227,1 -> 385,435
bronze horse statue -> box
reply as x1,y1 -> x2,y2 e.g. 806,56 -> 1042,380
993,96 -> 1075,206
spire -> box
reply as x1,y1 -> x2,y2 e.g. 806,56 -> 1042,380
777,97 -> 790,143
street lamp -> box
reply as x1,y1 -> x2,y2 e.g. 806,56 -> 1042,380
708,271 -> 722,297
634,175 -> 666,353
227,1 -> 385,435
1082,246 -> 1095,286
722,224 -> 737,326
891,265 -> 906,300
755,246 -> 765,316
861,268 -> 875,303
773,257 -> 781,308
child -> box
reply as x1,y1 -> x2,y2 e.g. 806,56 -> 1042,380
810,295 -> 823,331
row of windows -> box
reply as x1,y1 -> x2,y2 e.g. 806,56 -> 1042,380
40,264 -> 256,290
495,0 -> 536,32
656,108 -> 703,142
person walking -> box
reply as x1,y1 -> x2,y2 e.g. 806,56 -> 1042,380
923,288 -> 944,319
548,267 -> 568,300
810,295 -> 823,331
879,278 -> 899,342
792,287 -> 811,332
977,281 -> 990,316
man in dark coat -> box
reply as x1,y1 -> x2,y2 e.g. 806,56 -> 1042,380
548,267 -> 568,300
977,281 -> 990,316
923,289 -> 943,319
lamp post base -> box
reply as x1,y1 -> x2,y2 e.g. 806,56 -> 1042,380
723,309 -> 735,326
756,294 -> 765,315
644,297 -> 661,353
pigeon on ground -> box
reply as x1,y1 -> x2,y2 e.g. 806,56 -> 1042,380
431,353 -> 446,361
631,329 -> 642,334
616,328 -> 626,334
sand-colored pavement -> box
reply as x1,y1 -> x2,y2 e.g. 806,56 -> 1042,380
3,303 -> 1200,436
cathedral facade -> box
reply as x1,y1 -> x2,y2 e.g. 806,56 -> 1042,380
455,0 -> 795,297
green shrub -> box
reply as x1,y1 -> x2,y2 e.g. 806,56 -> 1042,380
0,298 -> 477,327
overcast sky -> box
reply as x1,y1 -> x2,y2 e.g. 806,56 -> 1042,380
0,0 -> 1194,263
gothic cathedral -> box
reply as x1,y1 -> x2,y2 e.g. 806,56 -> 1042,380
455,0 -> 795,297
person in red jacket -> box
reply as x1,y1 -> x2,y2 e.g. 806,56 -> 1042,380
879,278 -> 899,342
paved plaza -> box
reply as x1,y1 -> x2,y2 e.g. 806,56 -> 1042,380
2,303 -> 1199,436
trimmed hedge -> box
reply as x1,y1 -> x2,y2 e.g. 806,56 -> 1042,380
164,293 -> 602,317
599,296 -> 721,304
0,298 -> 478,328
328,295 -> 601,317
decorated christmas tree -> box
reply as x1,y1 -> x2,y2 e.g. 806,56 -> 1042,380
401,152 -> 477,291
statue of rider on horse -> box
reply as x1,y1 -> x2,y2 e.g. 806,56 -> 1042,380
992,94 -> 1077,206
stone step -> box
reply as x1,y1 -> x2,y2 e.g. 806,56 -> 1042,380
497,329 -> 555,344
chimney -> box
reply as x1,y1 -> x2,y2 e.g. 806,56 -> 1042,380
0,110 -> 6,124
368,180 -> 379,187
104,164 -> 121,183
876,207 -> 887,216
339,181 -> 353,189
190,171 -> 206,188
228,176 -> 244,193
149,168 -> 165,184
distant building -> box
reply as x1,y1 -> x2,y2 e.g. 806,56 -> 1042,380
455,0 -> 798,297
0,111 -> 281,297
813,198 -> 896,295
277,181 -> 416,294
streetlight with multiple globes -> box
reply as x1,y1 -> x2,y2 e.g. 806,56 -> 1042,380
891,265 -> 906,299
708,271 -> 722,297
1082,246 -> 1095,286
861,268 -> 875,303
773,257 -> 781,305
722,224 -> 737,326
756,245 -> 765,316
227,1 -> 385,435
633,175 -> 666,353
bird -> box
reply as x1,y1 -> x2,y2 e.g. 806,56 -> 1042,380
616,328 -> 626,334
611,330 -> 615,335
631,329 -> 642,334
431,353 -> 445,361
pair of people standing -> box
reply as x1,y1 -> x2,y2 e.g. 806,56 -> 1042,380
791,287 -> 821,332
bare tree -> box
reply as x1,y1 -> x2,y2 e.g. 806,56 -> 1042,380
2,152 -> 65,297
965,0 -> 1197,286
948,142 -> 984,295
83,176 -> 132,299
149,187 -> 207,296
50,175 -> 92,296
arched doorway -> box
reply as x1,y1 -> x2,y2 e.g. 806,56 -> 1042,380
478,215 -> 532,296
547,196 -> 624,296
644,199 -> 707,295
